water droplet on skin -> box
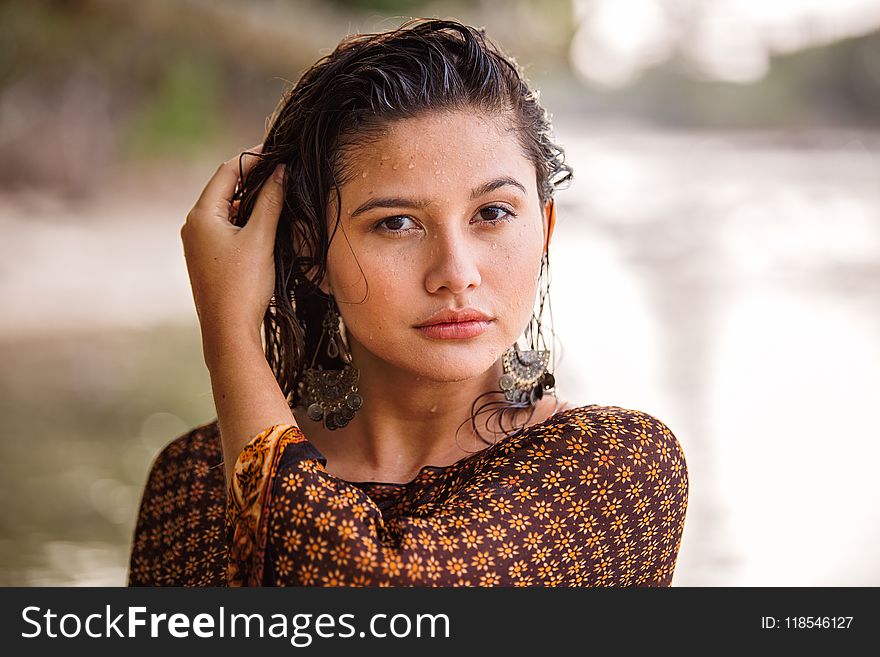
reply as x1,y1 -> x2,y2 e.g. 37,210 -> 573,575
491,242 -> 498,249
429,404 -> 438,413
361,171 -> 368,178
407,162 -> 415,169
381,154 -> 391,161
392,163 -> 399,170
434,169 -> 441,175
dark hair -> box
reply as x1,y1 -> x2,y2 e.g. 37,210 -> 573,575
233,18 -> 572,441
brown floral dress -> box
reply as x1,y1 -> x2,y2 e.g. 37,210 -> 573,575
129,405 -> 688,586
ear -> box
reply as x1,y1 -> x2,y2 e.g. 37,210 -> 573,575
543,200 -> 556,253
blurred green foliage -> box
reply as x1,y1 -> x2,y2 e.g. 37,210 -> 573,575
2,0 -> 878,190
122,55 -> 222,159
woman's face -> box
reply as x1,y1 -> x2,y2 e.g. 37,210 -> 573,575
321,109 -> 550,382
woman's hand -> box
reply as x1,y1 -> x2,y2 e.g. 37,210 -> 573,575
180,145 -> 285,349
180,146 -> 296,483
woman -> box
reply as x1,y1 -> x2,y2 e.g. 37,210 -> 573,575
129,19 -> 688,587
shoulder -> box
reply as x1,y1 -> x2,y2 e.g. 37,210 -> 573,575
136,417 -> 225,516
129,419 -> 227,586
504,404 -> 688,586
546,403 -> 681,443
538,403 -> 688,480
146,419 -> 223,478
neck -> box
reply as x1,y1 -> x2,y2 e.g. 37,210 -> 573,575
308,338 -> 522,484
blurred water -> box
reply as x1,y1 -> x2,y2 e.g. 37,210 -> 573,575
551,124 -> 880,585
1,123 -> 878,585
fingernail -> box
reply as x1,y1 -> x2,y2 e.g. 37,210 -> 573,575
273,164 -> 285,184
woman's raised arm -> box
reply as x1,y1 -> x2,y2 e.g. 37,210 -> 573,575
179,147 -> 296,484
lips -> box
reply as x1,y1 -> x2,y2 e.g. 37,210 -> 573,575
414,307 -> 493,340
414,307 -> 492,327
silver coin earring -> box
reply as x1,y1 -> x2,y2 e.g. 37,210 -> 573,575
301,297 -> 363,430
499,250 -> 556,405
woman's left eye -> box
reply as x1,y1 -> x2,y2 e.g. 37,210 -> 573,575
475,205 -> 516,224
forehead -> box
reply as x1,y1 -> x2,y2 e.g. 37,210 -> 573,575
337,109 -> 536,198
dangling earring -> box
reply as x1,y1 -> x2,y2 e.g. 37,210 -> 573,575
499,250 -> 556,405
301,297 -> 363,430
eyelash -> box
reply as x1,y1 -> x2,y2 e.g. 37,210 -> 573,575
371,205 -> 517,237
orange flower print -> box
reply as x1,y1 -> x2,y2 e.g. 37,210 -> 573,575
615,464 -> 634,482
336,518 -> 358,542
438,534 -> 460,551
488,497 -> 514,515
304,536 -> 329,561
321,569 -> 347,586
579,467 -> 600,486
523,531 -> 543,551
289,502 -> 314,526
275,554 -> 295,578
512,486 -> 538,502
545,515 -> 566,535
471,551 -> 495,571
532,499 -> 553,519
382,554 -> 404,578
425,556 -> 442,580
405,555 -> 424,580
298,563 -> 320,586
486,523 -> 508,541
515,460 -> 540,475
133,405 -> 687,588
353,551 -> 378,572
479,572 -> 502,586
446,556 -> 468,576
601,497 -> 623,517
540,470 -> 565,489
461,529 -> 483,549
314,510 -> 336,532
593,447 -> 616,469
552,484 -> 576,505
508,560 -> 528,578
497,541 -> 519,560
508,513 -> 531,532
328,543 -> 352,565
281,529 -> 303,552
281,471 -> 304,493
590,480 -> 614,503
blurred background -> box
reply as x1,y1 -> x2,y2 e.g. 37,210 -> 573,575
1,0 -> 878,586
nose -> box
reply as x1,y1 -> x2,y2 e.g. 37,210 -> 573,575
423,227 -> 482,295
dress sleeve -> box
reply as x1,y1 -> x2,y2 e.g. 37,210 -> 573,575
225,423 -> 386,586
226,424 -> 296,586
621,411 -> 689,586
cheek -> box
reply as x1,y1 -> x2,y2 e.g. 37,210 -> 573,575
331,243 -> 413,296
327,242 -> 417,336
492,224 -> 544,301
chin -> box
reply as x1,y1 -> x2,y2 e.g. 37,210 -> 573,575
399,342 -> 504,383
349,329 -> 511,382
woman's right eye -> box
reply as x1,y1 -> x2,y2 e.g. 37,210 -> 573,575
373,215 -> 418,236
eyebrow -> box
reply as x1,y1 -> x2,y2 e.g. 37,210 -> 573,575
349,176 -> 528,218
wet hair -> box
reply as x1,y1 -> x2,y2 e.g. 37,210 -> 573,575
233,17 -> 572,443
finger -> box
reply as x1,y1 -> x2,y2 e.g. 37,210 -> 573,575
244,164 -> 285,241
194,144 -> 266,211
